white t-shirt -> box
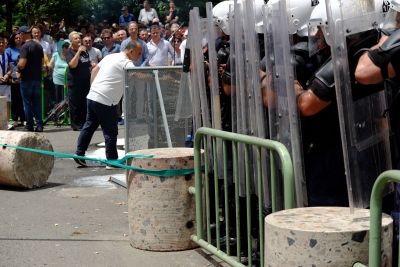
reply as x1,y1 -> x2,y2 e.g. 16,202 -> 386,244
40,40 -> 51,58
87,52 -> 134,106
180,40 -> 187,60
87,47 -> 102,64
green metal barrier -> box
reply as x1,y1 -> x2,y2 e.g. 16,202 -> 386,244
189,127 -> 295,267
352,170 -> 400,267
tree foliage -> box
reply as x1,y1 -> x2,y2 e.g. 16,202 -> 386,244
1,0 -> 223,32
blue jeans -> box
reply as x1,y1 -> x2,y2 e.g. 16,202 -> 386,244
76,99 -> 119,160
20,80 -> 43,128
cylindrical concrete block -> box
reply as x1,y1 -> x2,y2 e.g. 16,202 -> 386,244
0,96 -> 7,130
0,131 -> 54,188
265,207 -> 393,267
127,147 -> 201,251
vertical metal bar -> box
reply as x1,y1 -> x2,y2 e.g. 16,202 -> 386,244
41,71 -> 45,121
233,141 -> 241,262
194,131 -> 204,240
257,147 -> 264,267
223,139 -> 230,256
245,144 -> 252,266
204,136 -> 211,243
270,151 -> 276,212
63,66 -> 69,125
153,70 -> 172,147
213,136 -> 221,250
152,81 -> 158,148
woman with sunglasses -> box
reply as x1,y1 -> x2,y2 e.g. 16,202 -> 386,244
45,39 -> 70,104
5,32 -> 25,127
168,37 -> 182,66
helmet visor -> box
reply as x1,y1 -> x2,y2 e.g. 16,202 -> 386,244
382,8 -> 400,33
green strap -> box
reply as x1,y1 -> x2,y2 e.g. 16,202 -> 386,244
0,143 -> 201,177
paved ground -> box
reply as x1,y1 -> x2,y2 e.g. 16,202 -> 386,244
0,124 -> 227,267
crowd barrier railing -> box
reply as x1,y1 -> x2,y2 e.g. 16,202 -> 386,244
353,170 -> 400,267
189,127 -> 295,267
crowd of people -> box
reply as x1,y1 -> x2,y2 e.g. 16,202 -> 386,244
0,0 -> 188,132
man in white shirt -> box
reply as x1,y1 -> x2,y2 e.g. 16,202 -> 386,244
147,25 -> 174,66
74,40 -> 142,169
83,36 -> 102,67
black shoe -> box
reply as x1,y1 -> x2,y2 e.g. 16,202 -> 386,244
19,126 -> 34,132
35,125 -> 44,132
73,154 -> 87,167
106,164 -> 121,170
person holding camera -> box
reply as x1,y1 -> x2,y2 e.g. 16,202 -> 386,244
138,1 -> 159,27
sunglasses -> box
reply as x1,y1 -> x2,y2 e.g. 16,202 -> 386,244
83,40 -> 92,43
102,36 -> 111,40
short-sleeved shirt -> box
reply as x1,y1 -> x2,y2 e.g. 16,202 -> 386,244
120,38 -> 149,66
138,8 -> 159,26
52,52 -> 68,85
147,39 -> 175,66
40,40 -> 51,57
0,51 -> 12,85
66,48 -> 91,79
119,13 -> 136,28
101,43 -> 121,58
165,10 -> 179,23
5,47 -> 19,73
19,40 -> 44,81
87,47 -> 102,64
87,52 -> 134,106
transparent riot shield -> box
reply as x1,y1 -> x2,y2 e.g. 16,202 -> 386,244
233,0 -> 250,196
189,8 -> 214,171
267,0 -> 307,208
241,0 -> 271,206
326,0 -> 392,209
186,12 -> 201,133
205,2 -> 224,180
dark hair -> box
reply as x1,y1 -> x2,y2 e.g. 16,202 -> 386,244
124,40 -> 139,51
144,0 -> 151,5
150,24 -> 161,32
7,33 -> 19,48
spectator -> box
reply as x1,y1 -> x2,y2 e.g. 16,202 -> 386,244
73,40 -> 142,169
168,37 -> 182,66
0,37 -> 13,130
139,28 -> 149,43
6,32 -> 26,127
119,6 -> 136,28
45,40 -> 70,104
87,23 -> 97,37
66,31 -> 91,131
138,1 -> 159,27
17,31 -> 44,132
121,22 -> 149,67
83,35 -> 102,67
147,24 -> 174,66
117,29 -> 128,43
103,20 -> 110,29
93,37 -> 104,51
165,0 -> 179,25
31,24 -> 52,60
101,29 -> 120,58
164,25 -> 172,40
78,26 -> 87,36
180,30 -> 188,59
